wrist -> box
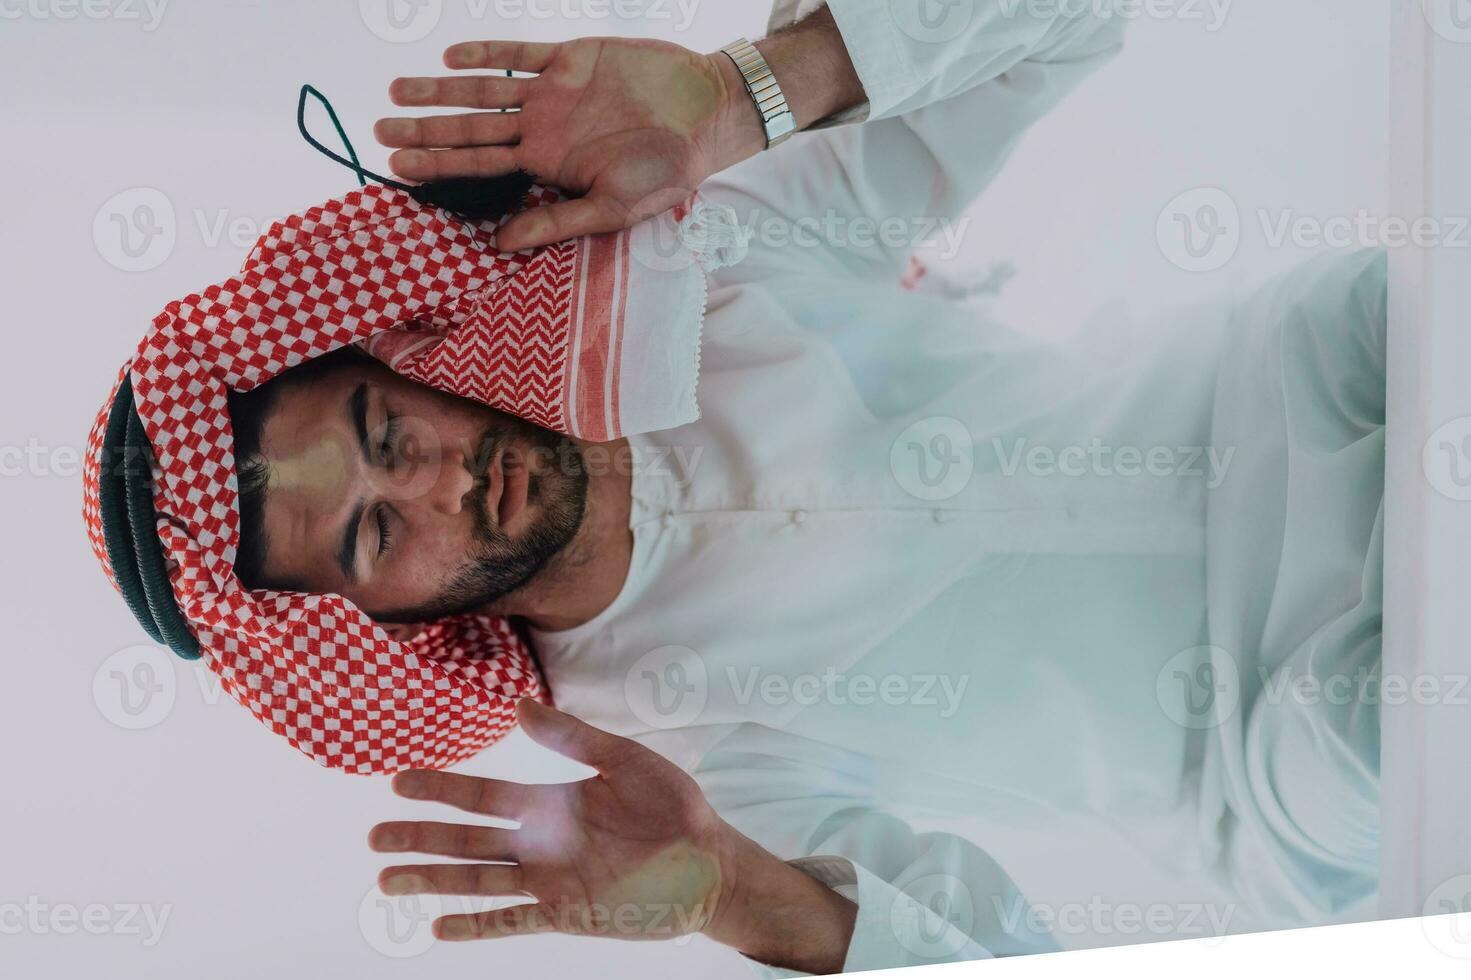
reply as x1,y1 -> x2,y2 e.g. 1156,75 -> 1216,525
704,825 -> 856,975
703,49 -> 769,174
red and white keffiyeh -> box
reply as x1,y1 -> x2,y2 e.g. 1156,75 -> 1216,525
81,181 -> 742,774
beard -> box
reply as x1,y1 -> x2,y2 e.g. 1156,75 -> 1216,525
379,419 -> 589,624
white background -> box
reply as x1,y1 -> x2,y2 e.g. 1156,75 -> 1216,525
7,1 -> 1464,978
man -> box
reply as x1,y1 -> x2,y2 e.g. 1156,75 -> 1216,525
90,2 -> 1389,974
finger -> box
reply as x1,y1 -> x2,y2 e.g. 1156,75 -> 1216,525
379,863 -> 526,897
513,698 -> 640,771
374,112 -> 520,150
444,40 -> 559,73
434,904 -> 559,940
495,197 -> 631,251
391,769 -> 532,819
389,75 -> 530,109
388,146 -> 520,182
368,821 -> 519,861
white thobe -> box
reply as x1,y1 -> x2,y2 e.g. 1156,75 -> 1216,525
529,1 -> 1387,973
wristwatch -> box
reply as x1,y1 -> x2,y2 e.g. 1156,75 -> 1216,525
720,37 -> 797,149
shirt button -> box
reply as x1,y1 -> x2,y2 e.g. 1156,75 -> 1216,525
790,509 -> 809,525
932,509 -> 951,525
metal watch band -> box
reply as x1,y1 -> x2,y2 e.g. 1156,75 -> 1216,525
720,37 -> 797,149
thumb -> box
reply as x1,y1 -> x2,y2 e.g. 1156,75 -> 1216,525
516,698 -> 637,770
495,196 -> 629,251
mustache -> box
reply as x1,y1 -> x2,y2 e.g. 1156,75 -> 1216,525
453,427 -> 504,540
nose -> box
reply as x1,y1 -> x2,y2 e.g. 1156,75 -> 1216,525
427,446 -> 475,516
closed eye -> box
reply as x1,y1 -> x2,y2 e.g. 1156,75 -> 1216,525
379,414 -> 401,462
375,507 -> 394,557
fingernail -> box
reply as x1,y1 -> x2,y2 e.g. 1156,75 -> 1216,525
376,118 -> 412,141
370,825 -> 405,850
391,149 -> 426,173
435,916 -> 472,940
380,873 -> 418,896
393,771 -> 426,797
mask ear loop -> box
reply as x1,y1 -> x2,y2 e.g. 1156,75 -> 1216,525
297,83 -> 535,223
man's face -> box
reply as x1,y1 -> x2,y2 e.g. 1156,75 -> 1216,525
245,356 -> 588,622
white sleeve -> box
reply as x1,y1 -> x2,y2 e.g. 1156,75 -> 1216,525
705,0 -> 1126,281
800,0 -> 1128,123
688,727 -> 1059,977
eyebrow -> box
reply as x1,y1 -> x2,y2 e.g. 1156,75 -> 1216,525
336,383 -> 373,583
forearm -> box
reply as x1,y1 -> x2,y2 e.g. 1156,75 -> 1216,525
705,5 -> 866,172
706,827 -> 857,976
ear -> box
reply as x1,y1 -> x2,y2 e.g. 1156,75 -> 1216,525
379,621 -> 427,643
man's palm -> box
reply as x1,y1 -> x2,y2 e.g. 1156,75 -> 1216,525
376,38 -> 742,250
370,700 -> 733,941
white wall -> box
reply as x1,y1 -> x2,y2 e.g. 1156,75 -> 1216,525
0,2 -> 1389,977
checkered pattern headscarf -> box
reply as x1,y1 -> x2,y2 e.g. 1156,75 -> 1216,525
81,180 -> 741,774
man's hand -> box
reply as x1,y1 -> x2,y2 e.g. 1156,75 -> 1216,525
375,38 -> 766,251
369,699 -> 855,973
374,10 -> 865,250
